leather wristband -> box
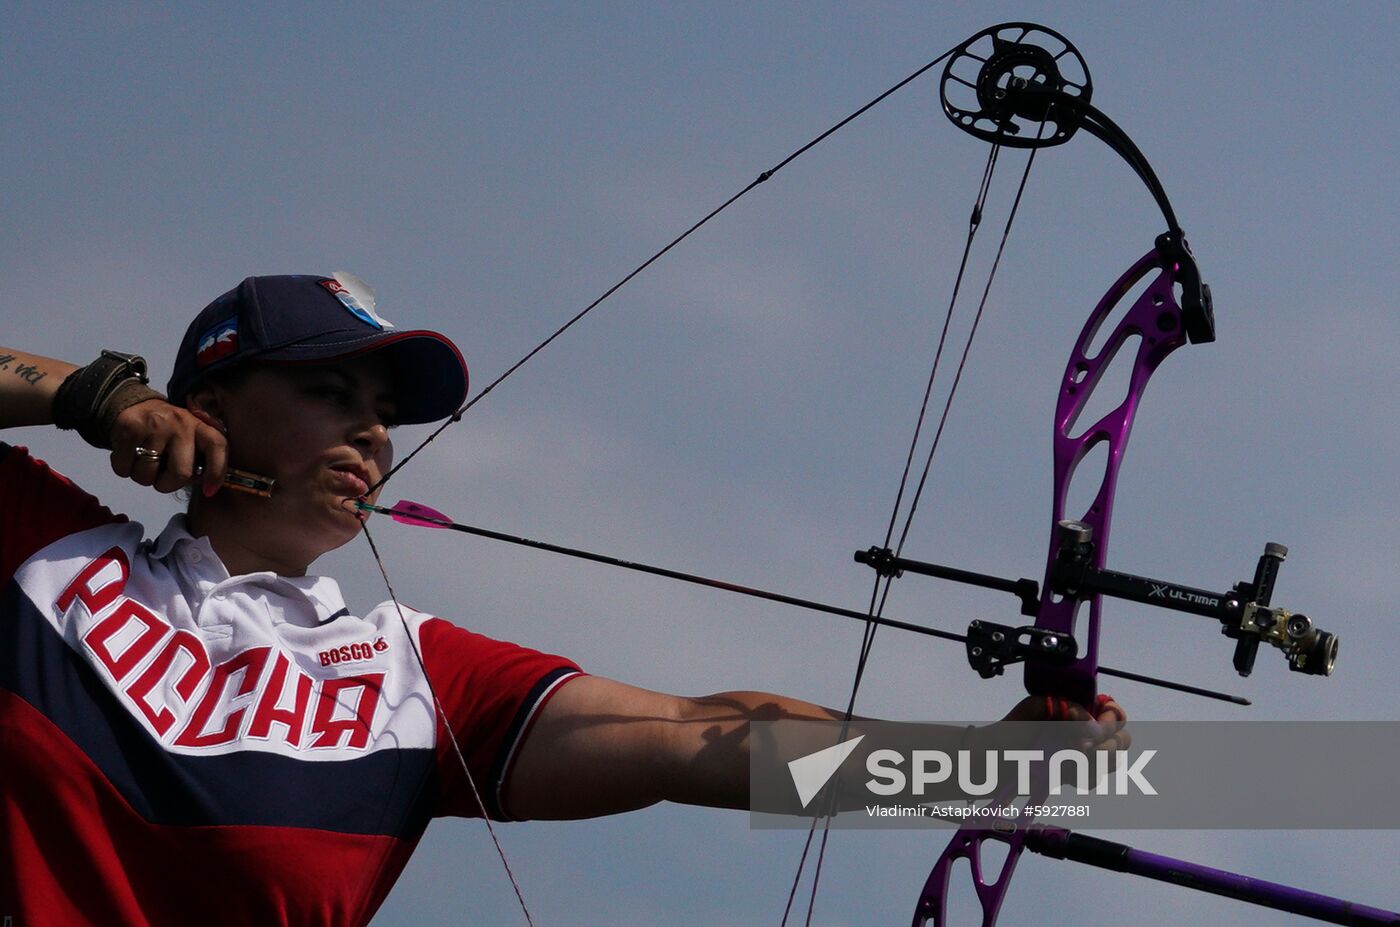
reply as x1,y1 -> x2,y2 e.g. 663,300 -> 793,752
52,350 -> 165,449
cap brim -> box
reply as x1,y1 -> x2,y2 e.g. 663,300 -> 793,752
262,329 -> 469,425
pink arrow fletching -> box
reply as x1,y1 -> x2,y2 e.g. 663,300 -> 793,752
386,499 -> 452,529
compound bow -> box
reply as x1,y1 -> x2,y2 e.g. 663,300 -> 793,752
876,25 -> 1356,926
360,20 -> 1392,927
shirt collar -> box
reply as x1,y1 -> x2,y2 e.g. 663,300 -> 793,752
148,513 -> 210,561
147,514 -> 351,624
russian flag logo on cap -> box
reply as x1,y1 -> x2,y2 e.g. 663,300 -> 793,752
195,317 -> 239,367
320,272 -> 395,330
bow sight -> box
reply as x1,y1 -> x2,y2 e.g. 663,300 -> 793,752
858,519 -> 1338,690
1051,521 -> 1338,677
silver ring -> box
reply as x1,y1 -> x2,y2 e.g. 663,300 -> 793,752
133,446 -> 162,461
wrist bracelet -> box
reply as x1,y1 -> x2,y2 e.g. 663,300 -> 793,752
53,350 -> 165,449
92,378 -> 164,447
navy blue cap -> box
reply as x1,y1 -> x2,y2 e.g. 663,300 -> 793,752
167,273 -> 468,425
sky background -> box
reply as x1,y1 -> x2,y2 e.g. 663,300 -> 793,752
3,2 -> 1397,925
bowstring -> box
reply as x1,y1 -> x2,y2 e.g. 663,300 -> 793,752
359,521 -> 537,926
353,36 -> 1006,926
365,42 -> 961,501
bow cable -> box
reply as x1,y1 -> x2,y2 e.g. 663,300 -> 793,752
778,139 -> 1000,924
786,136 -> 1045,926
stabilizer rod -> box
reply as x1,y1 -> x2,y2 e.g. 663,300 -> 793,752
1027,826 -> 1400,926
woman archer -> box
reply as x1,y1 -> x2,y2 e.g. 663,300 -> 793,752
0,272 -> 1125,925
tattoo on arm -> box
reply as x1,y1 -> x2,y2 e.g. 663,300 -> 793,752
0,354 -> 50,387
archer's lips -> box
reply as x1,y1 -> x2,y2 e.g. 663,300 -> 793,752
329,469 -> 370,497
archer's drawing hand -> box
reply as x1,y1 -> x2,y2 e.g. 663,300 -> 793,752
109,399 -> 228,497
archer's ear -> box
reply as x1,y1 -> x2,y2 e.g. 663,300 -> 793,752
184,382 -> 228,434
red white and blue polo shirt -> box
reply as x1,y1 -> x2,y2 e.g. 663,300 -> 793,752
0,443 -> 582,926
